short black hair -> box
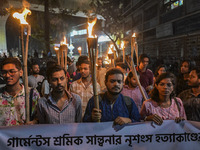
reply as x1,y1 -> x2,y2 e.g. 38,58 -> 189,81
139,54 -> 150,64
78,56 -> 89,64
105,68 -> 124,82
67,56 -> 72,63
79,59 -> 90,66
191,67 -> 200,79
116,62 -> 128,70
46,65 -> 66,80
98,57 -> 103,61
31,62 -> 39,68
1,57 -> 22,70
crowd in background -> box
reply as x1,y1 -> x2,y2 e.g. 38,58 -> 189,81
0,53 -> 199,127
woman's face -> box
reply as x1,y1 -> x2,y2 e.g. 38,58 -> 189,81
156,78 -> 173,97
181,62 -> 189,74
158,67 -> 166,75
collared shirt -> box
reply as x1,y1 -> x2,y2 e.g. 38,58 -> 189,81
136,67 -> 154,91
121,85 -> 148,112
70,78 -> 101,115
178,89 -> 200,121
83,93 -> 140,123
37,91 -> 82,124
28,75 -> 45,88
140,98 -> 187,120
0,85 -> 40,126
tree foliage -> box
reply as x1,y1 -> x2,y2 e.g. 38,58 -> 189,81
89,0 -> 124,54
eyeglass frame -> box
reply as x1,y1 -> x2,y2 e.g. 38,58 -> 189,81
1,69 -> 20,77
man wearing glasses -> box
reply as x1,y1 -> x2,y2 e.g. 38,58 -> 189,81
0,57 -> 40,126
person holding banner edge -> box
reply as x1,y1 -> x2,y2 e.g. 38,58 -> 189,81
83,68 -> 140,125
140,72 -> 186,125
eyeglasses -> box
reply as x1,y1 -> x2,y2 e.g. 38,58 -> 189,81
1,70 -> 19,77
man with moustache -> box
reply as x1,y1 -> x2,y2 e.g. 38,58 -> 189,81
0,57 -> 40,126
83,68 -> 140,125
28,62 -> 44,88
37,65 -> 82,124
70,59 -> 100,116
178,67 -> 200,121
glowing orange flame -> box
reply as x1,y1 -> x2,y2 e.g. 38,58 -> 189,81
121,41 -> 125,49
60,36 -> 67,45
110,44 -> 114,48
54,46 -> 59,51
88,18 -> 97,38
132,33 -> 136,37
13,8 -> 31,24
78,47 -> 82,52
108,47 -> 113,54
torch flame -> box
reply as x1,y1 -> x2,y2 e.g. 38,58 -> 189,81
88,18 -> 97,38
60,36 -> 67,45
54,46 -> 59,51
78,47 -> 82,51
121,41 -> 125,49
132,33 -> 136,37
108,47 -> 113,54
13,8 -> 31,24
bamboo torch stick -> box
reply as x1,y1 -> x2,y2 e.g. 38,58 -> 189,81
54,46 -> 60,65
87,18 -> 100,122
121,41 -> 125,63
128,33 -> 148,101
24,24 -> 31,122
60,36 -> 68,70
13,8 -> 31,122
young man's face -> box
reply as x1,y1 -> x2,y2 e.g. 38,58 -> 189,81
98,59 -> 103,67
80,63 -> 90,79
188,70 -> 199,88
105,74 -> 124,95
1,64 -> 23,86
139,57 -> 149,69
32,64 -> 40,75
49,70 -> 67,93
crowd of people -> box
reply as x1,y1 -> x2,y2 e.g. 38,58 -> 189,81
0,53 -> 199,127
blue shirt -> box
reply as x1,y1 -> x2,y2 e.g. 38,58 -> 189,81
83,93 -> 140,123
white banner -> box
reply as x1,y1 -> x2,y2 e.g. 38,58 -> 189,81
0,120 -> 200,150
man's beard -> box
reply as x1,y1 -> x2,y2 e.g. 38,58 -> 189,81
54,85 -> 65,93
32,71 -> 39,75
82,74 -> 90,79
189,82 -> 199,88
107,86 -> 123,95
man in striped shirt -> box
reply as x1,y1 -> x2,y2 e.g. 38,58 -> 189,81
37,65 -> 82,124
